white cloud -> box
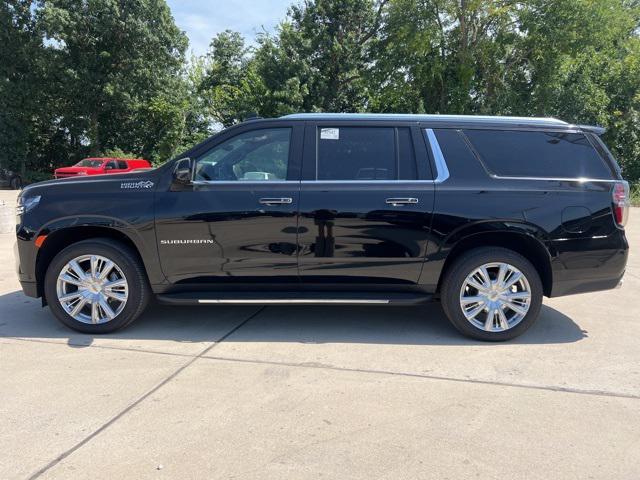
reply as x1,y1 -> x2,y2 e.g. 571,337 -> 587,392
167,0 -> 294,56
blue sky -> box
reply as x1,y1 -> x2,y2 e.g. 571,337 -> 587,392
166,0 -> 294,56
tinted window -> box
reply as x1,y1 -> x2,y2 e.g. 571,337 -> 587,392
195,128 -> 291,181
317,127 -> 396,180
464,129 -> 612,179
433,129 -> 486,180
398,128 -> 418,180
117,160 -> 128,169
105,161 -> 117,170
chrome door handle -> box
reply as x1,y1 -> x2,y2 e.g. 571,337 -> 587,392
386,198 -> 419,206
259,197 -> 293,205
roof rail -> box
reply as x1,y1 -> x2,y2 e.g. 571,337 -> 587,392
577,124 -> 606,135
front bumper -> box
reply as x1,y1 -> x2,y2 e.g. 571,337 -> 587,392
19,280 -> 38,298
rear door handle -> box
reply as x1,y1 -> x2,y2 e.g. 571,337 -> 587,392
259,197 -> 293,206
386,198 -> 419,206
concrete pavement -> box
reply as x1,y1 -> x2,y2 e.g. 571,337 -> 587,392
1,189 -> 639,479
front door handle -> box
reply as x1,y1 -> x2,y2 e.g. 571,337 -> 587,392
386,197 -> 419,206
259,197 -> 293,206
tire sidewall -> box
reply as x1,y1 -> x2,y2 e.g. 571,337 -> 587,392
44,240 -> 146,334
442,248 -> 543,341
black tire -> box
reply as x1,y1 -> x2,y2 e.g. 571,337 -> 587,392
441,247 -> 543,341
44,238 -> 150,334
10,176 -> 22,190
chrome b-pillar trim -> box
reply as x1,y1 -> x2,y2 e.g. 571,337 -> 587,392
424,128 -> 450,183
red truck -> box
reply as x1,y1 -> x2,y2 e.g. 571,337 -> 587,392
54,158 -> 152,179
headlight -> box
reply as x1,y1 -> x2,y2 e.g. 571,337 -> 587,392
16,195 -> 41,215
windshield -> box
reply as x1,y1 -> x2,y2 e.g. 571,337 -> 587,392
74,159 -> 104,168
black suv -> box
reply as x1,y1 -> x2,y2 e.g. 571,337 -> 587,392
15,114 -> 630,341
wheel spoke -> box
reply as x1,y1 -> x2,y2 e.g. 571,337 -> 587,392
103,290 -> 126,302
503,291 -> 531,301
461,296 -> 485,305
484,308 -> 496,331
478,267 -> 491,288
69,297 -> 89,317
97,260 -> 115,280
464,303 -> 485,320
91,301 -> 101,323
497,308 -> 510,330
496,264 -> 508,288
466,278 -> 487,292
503,271 -> 523,290
505,301 -> 528,316
99,298 -> 116,320
68,260 -> 87,281
59,274 -> 84,287
90,256 -> 100,278
59,291 -> 84,303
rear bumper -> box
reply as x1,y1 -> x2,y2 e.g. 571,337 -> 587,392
549,230 -> 628,297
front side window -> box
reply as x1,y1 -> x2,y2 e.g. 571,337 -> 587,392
463,129 -> 613,179
117,160 -> 128,169
75,159 -> 104,168
195,128 -> 291,182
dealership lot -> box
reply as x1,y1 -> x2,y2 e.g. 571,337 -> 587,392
1,189 -> 639,479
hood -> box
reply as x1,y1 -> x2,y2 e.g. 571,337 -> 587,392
55,166 -> 101,173
22,168 -> 161,197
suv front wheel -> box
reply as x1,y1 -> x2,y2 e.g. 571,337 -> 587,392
44,239 -> 150,333
441,247 -> 543,341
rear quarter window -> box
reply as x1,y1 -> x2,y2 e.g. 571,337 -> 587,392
463,129 -> 613,179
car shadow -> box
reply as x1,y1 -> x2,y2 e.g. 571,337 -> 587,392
0,290 -> 587,347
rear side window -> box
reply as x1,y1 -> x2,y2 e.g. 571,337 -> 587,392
316,127 -> 418,181
463,130 -> 613,179
117,160 -> 127,169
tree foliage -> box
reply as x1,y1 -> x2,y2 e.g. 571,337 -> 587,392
2,0 -> 640,181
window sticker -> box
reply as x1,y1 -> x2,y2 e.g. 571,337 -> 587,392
320,128 -> 340,140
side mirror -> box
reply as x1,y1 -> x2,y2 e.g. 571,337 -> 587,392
172,158 -> 192,185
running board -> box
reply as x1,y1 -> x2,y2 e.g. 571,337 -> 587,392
156,291 -> 432,306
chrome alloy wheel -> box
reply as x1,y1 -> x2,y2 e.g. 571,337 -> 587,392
459,262 -> 532,332
56,254 -> 129,324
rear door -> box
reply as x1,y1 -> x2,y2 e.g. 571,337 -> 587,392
297,121 -> 435,285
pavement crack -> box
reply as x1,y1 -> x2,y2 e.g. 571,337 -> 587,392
200,353 -> 640,401
26,306 -> 265,480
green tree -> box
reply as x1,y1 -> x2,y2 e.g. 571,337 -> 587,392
0,0 -> 45,174
37,0 -> 188,162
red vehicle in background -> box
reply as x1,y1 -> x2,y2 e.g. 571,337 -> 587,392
54,158 -> 152,179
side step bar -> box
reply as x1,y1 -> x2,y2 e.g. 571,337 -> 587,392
156,292 -> 433,306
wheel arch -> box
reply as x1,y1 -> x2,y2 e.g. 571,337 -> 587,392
436,228 -> 553,297
35,225 -> 148,301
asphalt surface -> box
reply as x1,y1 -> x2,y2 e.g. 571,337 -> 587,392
1,189 -> 639,479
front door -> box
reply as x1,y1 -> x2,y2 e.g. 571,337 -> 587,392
297,122 -> 435,285
155,123 -> 303,284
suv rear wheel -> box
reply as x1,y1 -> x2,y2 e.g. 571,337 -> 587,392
44,239 -> 150,333
441,247 -> 543,341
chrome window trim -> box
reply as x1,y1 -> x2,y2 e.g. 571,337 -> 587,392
192,180 -> 299,186
424,128 -> 450,183
300,180 -> 436,185
488,174 -> 619,183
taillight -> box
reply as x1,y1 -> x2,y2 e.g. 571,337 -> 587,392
612,181 -> 630,228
